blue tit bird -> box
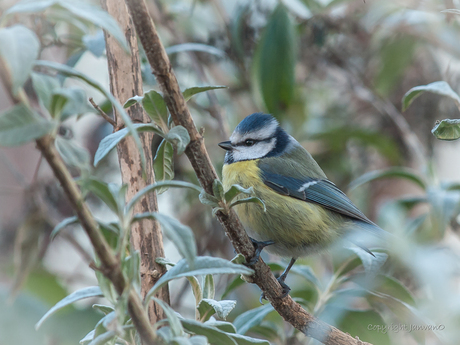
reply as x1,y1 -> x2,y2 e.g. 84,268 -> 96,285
218,113 -> 385,297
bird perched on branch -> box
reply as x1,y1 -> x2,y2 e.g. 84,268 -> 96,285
219,113 -> 386,298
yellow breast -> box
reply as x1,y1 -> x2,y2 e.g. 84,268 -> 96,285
222,160 -> 342,258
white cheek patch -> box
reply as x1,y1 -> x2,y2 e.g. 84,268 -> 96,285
232,138 -> 277,161
298,181 -> 319,192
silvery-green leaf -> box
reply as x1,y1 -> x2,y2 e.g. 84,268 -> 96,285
87,330 -> 116,345
224,185 -> 254,203
55,135 -> 90,171
199,191 -> 221,207
204,320 -> 236,333
94,123 -> 164,166
132,212 -> 197,268
233,304 -> 274,335
36,286 -> 103,329
49,91 -> 69,119
146,257 -> 253,300
58,0 -> 129,52
254,5 -> 296,114
151,297 -> 184,337
197,299 -> 237,321
50,216 -> 79,240
212,180 -> 224,202
189,335 -> 208,345
166,43 -> 226,57
127,180 -> 201,211
202,274 -> 215,300
349,167 -> 426,191
142,89 -> 168,131
123,95 -> 143,108
180,319 -> 236,345
80,329 -> 95,345
290,265 -> 322,289
31,72 -> 61,110
350,247 -> 388,275
182,86 -> 227,102
0,104 -> 55,147
229,197 -> 266,212
228,333 -> 270,344
78,178 -> 119,214
230,254 -> 246,265
153,139 -> 174,194
4,0 -> 57,14
402,81 -> 460,111
82,30 -> 106,57
165,125 -> 190,155
431,119 -> 460,141
34,60 -> 145,169
0,25 -> 39,95
92,304 -> 115,315
156,257 -> 176,267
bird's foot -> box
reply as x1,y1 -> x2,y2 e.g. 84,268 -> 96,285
258,276 -> 291,304
246,238 -> 275,266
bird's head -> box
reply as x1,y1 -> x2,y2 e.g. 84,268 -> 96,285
219,113 -> 292,164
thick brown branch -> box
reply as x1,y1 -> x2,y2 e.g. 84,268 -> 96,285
35,136 -> 157,344
100,0 -> 169,324
124,0 -> 372,344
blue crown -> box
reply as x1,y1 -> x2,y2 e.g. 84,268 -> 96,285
235,113 -> 278,134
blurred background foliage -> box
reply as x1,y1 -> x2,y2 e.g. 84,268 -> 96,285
1,0 -> 460,344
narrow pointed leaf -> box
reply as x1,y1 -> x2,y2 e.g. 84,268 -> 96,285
132,212 -> 197,267
230,197 -> 266,212
224,185 -> 254,203
402,81 -> 460,111
36,286 -> 103,329
153,139 -> 174,194
233,304 -> 274,335
0,25 -> 39,95
34,60 -> 145,169
180,319 -> 237,345
127,180 -> 201,211
87,330 -> 116,345
58,1 -> 129,52
0,104 -> 55,147
254,5 -> 296,114
142,90 -> 168,131
123,95 -> 143,108
202,274 -> 215,299
146,257 -> 253,300
349,167 -> 426,191
152,297 -> 184,336
55,136 -> 90,171
183,86 -> 227,102
94,123 -> 164,166
50,216 -> 79,239
166,43 -> 226,57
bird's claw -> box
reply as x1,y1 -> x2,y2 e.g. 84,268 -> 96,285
258,276 -> 291,304
244,238 -> 275,266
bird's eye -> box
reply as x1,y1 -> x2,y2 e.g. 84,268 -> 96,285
245,139 -> 255,146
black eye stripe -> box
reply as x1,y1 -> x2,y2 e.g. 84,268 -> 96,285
234,136 -> 275,147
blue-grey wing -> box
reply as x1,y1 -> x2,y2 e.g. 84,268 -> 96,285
260,169 -> 374,225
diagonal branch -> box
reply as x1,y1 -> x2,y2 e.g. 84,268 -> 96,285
124,0 -> 372,344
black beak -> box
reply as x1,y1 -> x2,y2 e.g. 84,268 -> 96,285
218,141 -> 233,151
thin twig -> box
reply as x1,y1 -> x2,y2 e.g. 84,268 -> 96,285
124,0 -> 372,344
89,97 -> 117,127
